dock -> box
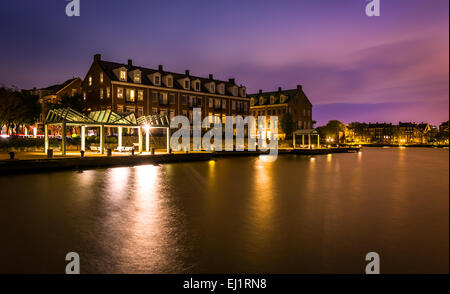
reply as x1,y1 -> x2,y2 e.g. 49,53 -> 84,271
0,147 -> 361,174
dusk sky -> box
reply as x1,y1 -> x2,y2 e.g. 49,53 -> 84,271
0,0 -> 448,126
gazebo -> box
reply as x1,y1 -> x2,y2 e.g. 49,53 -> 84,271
45,108 -> 170,155
293,129 -> 320,149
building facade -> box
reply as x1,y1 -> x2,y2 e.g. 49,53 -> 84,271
248,86 -> 313,139
81,54 -> 250,124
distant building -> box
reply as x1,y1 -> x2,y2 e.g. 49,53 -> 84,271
248,86 -> 312,139
439,121 -> 449,133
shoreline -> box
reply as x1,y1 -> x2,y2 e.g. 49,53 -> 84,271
0,147 -> 360,174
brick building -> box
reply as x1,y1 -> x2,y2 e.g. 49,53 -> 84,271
81,54 -> 249,124
248,86 -> 313,139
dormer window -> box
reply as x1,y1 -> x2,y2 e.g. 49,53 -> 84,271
259,97 -> 264,105
134,72 -> 141,83
250,98 -> 254,106
240,87 -> 246,97
210,83 -> 215,93
218,84 -> 225,95
155,75 -> 160,85
270,96 -> 275,104
184,80 -> 190,90
195,81 -> 200,91
120,70 -> 127,81
233,87 -> 238,96
166,76 -> 173,87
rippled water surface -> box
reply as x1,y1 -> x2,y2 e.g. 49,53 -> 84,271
0,148 -> 448,273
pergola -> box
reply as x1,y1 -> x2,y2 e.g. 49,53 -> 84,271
45,108 -> 170,155
293,129 -> 320,149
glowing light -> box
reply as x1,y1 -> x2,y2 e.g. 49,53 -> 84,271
144,124 -> 150,132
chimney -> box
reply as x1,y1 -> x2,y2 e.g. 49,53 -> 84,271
297,84 -> 303,91
259,89 -> 263,94
94,54 -> 101,62
158,65 -> 163,72
229,78 -> 235,84
128,59 -> 133,66
278,87 -> 282,92
209,74 -> 214,80
185,70 -> 190,76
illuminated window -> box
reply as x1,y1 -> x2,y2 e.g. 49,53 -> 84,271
117,105 -> 123,112
250,98 -> 254,106
88,76 -> 92,86
134,72 -> 141,83
120,71 -> 127,81
100,88 -> 104,99
100,72 -> 103,83
106,87 -> 110,98
83,92 -> 86,101
129,89 -> 135,102
117,88 -> 123,99
138,90 -> 144,101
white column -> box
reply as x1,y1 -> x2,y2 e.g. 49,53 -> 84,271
44,124 -> 49,154
118,126 -> 123,151
62,120 -> 67,155
100,125 -> 105,154
166,127 -> 170,153
146,128 -> 150,153
138,127 -> 143,153
81,126 -> 86,152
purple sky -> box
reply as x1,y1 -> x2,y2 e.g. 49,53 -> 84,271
0,0 -> 448,126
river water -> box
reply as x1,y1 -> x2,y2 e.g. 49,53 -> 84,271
0,147 -> 448,273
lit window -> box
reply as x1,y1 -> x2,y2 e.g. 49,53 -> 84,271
117,105 -> 124,112
138,90 -> 144,101
120,71 -> 127,81
134,72 -> 141,83
83,92 -> 86,101
117,88 -> 123,99
88,76 -> 92,86
129,89 -> 135,102
106,87 -> 110,98
100,72 -> 103,84
100,88 -> 104,99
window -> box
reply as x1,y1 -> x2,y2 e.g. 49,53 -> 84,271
100,88 -> 104,99
152,92 -> 158,102
184,80 -> 190,89
117,88 -> 123,99
218,84 -> 224,94
214,99 -> 221,109
244,103 -> 248,112
88,76 -> 92,86
106,87 -> 110,98
120,70 -> 127,81
233,88 -> 238,96
134,72 -> 141,83
222,100 -> 226,109
259,97 -> 264,105
232,101 -> 236,110
197,97 -> 202,106
211,84 -> 215,92
250,98 -> 254,106
126,89 -> 135,102
160,93 -> 168,105
169,94 -> 175,104
117,105 -> 124,113
83,92 -> 86,101
209,98 -> 213,108
270,96 -> 274,104
155,75 -> 160,85
100,72 -> 103,84
189,96 -> 194,107
195,82 -> 200,91
167,77 -> 173,87
181,95 -> 187,105
137,107 -> 143,117
126,106 -> 135,113
138,90 -> 144,101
